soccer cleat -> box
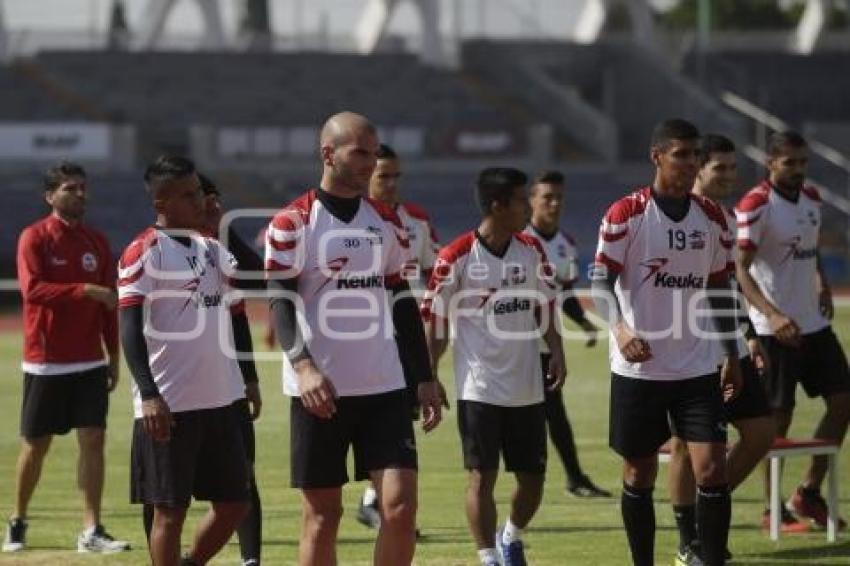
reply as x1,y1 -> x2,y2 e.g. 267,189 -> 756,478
787,486 -> 847,530
76,524 -> 130,553
674,543 -> 705,566
567,476 -> 612,498
356,500 -> 381,530
760,507 -> 810,534
242,560 -> 260,566
2,518 -> 27,553
496,525 -> 528,566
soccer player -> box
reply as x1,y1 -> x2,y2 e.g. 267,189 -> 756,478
524,169 -> 610,498
735,131 -> 850,530
4,162 -> 129,554
264,112 -> 443,566
422,167 -> 567,566
357,142 -> 443,530
139,173 -> 265,566
120,156 -> 250,566
667,134 -> 776,565
591,119 -> 741,566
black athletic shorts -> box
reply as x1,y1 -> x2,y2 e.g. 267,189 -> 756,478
724,355 -> 772,421
759,327 -> 850,410
610,372 -> 727,459
20,366 -> 109,439
457,400 -> 547,474
131,403 -> 250,507
290,388 -> 418,489
233,398 -> 256,465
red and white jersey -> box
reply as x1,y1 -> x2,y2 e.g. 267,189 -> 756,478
265,190 -> 411,397
595,187 -> 732,380
524,225 -> 580,285
397,202 -> 440,288
17,214 -> 117,375
118,228 -> 245,418
422,231 -> 557,406
735,181 -> 828,335
722,205 -> 750,361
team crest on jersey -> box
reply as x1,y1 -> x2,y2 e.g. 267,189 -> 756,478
806,210 -> 818,226
81,252 -> 98,272
688,230 -> 706,250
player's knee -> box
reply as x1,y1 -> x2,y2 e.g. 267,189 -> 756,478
21,436 -> 52,460
467,470 -> 497,496
380,496 -> 416,531
669,437 -> 689,460
692,458 -> 727,486
623,457 -> 657,488
303,502 -> 343,534
77,428 -> 105,450
216,500 -> 249,524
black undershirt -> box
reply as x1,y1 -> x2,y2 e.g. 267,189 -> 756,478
651,188 -> 691,222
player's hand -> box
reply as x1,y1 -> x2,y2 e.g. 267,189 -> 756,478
614,322 -> 652,363
579,319 -> 599,348
106,355 -> 120,392
294,360 -> 337,419
546,352 -> 567,391
720,355 -> 743,402
84,284 -> 117,310
747,338 -> 769,374
418,380 -> 443,433
767,311 -> 801,348
820,288 -> 834,320
245,381 -> 263,420
142,396 -> 173,442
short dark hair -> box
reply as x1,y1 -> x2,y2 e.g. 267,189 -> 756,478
198,173 -> 219,196
699,134 -> 736,166
376,143 -> 397,160
476,167 -> 527,215
767,131 -> 807,157
43,161 -> 86,192
144,155 -> 196,196
650,118 -> 700,150
533,170 -> 565,186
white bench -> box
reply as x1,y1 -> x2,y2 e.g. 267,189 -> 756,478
658,437 -> 840,541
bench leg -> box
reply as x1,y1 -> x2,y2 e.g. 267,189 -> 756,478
827,453 -> 838,542
770,455 -> 781,541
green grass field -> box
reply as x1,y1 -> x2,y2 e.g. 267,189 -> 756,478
1,308 -> 849,565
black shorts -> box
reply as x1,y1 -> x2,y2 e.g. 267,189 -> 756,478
20,366 -> 109,439
131,404 -> 250,507
234,398 -> 256,465
457,400 -> 547,475
290,388 -> 418,489
724,356 -> 772,421
610,372 -> 727,459
759,327 -> 850,410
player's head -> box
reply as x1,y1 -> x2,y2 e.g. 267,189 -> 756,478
198,172 -> 223,232
650,118 -> 701,194
144,155 -> 204,230
766,131 -> 808,191
476,167 -> 529,232
529,170 -> 565,229
368,143 -> 402,206
320,111 -> 379,196
696,134 -> 737,200
43,161 -> 88,222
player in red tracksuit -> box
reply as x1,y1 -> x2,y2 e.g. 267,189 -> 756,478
4,162 -> 129,554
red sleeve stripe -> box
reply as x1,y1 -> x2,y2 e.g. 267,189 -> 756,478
737,239 -> 758,251
735,186 -> 770,213
594,253 -> 623,274
117,267 -> 144,288
118,296 -> 144,308
736,214 -> 761,227
265,259 -> 292,272
267,224 -> 301,243
384,272 -> 403,287
268,237 -> 297,252
601,228 -> 628,243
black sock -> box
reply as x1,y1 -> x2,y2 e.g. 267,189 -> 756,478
237,476 -> 262,563
621,483 -> 655,566
697,484 -> 730,566
673,504 -> 697,552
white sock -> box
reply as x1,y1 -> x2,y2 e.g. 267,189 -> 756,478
502,518 -> 522,544
478,548 -> 499,564
362,486 -> 378,506
83,525 -> 97,537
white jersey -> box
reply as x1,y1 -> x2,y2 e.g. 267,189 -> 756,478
397,202 -> 439,289
265,190 -> 410,397
421,231 -> 557,406
595,187 -> 732,380
118,228 -> 245,418
524,225 -> 580,286
722,206 -> 750,361
735,181 -> 828,336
